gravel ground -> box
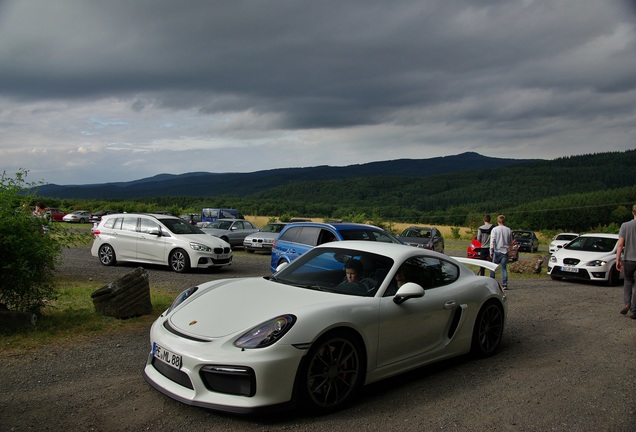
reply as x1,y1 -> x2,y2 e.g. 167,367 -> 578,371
1,246 -> 635,431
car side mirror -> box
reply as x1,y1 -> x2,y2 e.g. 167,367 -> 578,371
393,282 -> 425,304
148,228 -> 161,236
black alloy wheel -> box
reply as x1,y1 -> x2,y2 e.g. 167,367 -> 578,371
471,301 -> 504,358
298,332 -> 364,413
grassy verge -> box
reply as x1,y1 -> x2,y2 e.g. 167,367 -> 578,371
0,277 -> 174,357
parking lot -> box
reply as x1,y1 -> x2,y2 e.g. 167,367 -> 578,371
1,246 -> 635,431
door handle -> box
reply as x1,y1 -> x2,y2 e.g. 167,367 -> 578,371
444,301 -> 457,309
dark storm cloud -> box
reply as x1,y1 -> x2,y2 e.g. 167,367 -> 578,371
0,0 -> 634,184
1,0 -> 631,129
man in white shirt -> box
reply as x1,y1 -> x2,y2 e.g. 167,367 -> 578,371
490,214 -> 512,289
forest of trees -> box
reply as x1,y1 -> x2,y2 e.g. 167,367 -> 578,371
31,150 -> 636,234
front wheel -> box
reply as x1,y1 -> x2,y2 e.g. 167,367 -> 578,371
606,264 -> 620,286
471,302 -> 504,358
297,332 -> 365,414
169,249 -> 190,273
98,244 -> 116,266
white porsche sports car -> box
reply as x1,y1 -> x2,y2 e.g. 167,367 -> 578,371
143,241 -> 507,414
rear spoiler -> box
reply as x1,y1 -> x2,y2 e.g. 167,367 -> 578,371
454,257 -> 500,273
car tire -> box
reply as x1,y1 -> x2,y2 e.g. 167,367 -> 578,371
98,244 -> 116,266
550,275 -> 563,281
169,249 -> 190,273
79,218 -> 86,223
606,264 -> 620,286
297,330 -> 365,414
471,301 -> 504,358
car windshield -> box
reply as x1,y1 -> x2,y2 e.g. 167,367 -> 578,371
262,223 -> 285,233
271,247 -> 394,297
556,234 -> 578,241
514,231 -> 532,239
159,218 -> 204,234
205,221 -> 233,230
402,228 -> 432,238
564,236 -> 617,253
339,229 -> 402,243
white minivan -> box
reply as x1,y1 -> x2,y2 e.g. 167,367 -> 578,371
91,213 -> 232,272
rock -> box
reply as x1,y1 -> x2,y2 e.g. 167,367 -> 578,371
0,303 -> 37,334
91,267 -> 153,319
509,255 -> 545,274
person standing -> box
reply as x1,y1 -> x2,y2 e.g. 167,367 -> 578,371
616,204 -> 636,319
490,214 -> 512,289
476,214 -> 493,276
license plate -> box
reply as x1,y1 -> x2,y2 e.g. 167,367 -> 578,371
153,342 -> 182,370
561,266 -> 578,273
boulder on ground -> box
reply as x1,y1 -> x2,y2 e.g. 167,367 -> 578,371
91,267 -> 153,319
509,255 -> 545,274
0,303 -> 37,334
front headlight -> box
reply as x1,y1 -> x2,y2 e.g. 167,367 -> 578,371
550,256 -> 557,263
167,286 -> 198,314
234,315 -> 296,349
585,259 -> 608,267
190,242 -> 212,252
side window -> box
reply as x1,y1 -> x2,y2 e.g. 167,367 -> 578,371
296,227 -> 321,246
121,217 -> 138,232
233,221 -> 244,229
103,217 -> 119,229
221,210 -> 234,218
139,218 -> 160,234
392,256 -> 459,291
318,229 -> 338,244
278,227 -> 301,242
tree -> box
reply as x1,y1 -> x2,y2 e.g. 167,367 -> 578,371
0,170 -> 83,314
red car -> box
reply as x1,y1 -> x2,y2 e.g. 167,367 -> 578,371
44,208 -> 66,222
467,238 -> 519,262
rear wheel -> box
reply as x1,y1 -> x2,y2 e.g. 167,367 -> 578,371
98,244 -> 116,266
298,331 -> 365,414
169,249 -> 190,273
471,301 -> 504,358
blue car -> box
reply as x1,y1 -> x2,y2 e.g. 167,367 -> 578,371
270,221 -> 403,272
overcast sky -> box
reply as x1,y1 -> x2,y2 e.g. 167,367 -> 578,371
1,0 -> 635,186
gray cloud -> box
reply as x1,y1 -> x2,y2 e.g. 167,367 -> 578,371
0,0 -> 634,184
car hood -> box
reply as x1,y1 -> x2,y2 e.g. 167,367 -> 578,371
168,278 -> 355,339
246,232 -> 277,240
177,233 -> 230,248
399,237 -> 431,245
553,249 -> 615,261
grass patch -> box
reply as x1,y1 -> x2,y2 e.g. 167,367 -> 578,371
0,277 -> 174,356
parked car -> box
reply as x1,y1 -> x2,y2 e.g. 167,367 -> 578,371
549,232 -> 579,254
270,221 -> 403,272
200,208 -> 244,224
89,210 -> 116,224
91,213 -> 232,273
467,238 -> 519,262
512,230 -> 539,252
397,226 -> 445,253
200,219 -> 259,247
63,210 -> 91,223
243,222 -> 288,253
44,208 -> 66,222
180,213 -> 201,225
548,233 -> 621,285
143,240 -> 506,414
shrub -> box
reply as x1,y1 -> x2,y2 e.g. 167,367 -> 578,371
0,170 -> 88,314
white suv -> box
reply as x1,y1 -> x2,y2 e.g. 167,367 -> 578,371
91,213 -> 232,272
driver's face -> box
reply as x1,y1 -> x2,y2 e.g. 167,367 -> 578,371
345,269 -> 360,282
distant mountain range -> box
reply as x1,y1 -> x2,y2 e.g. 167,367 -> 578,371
35,152 -> 538,199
